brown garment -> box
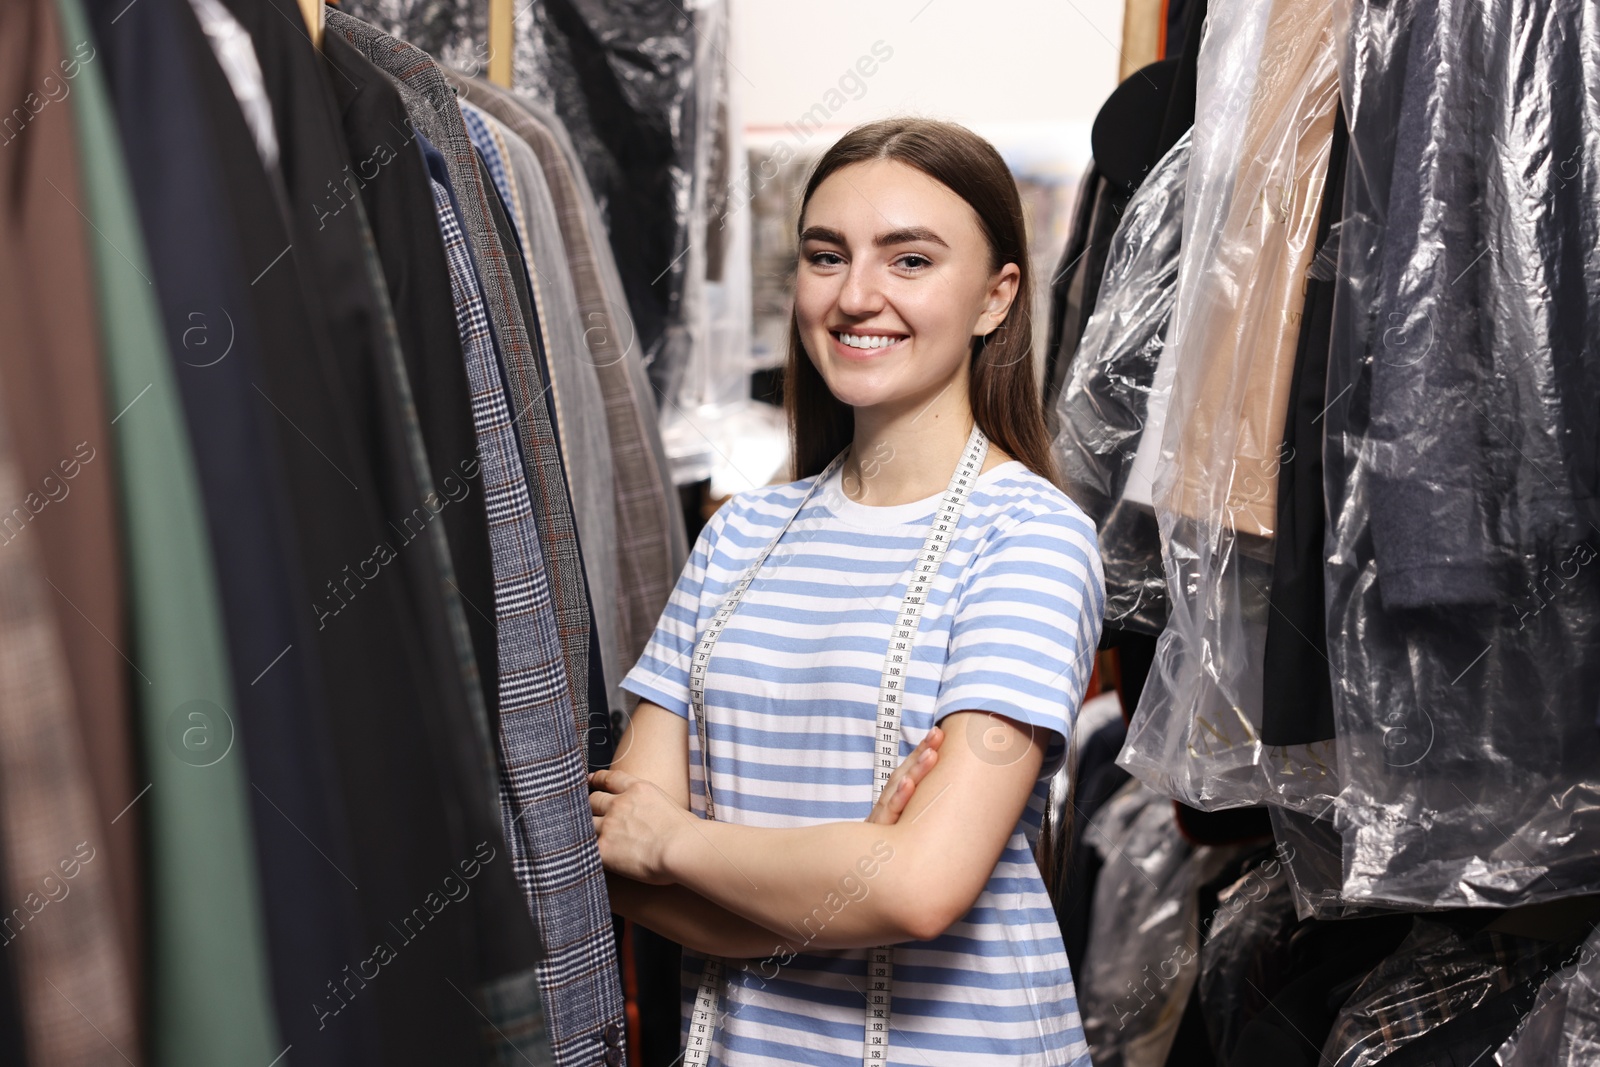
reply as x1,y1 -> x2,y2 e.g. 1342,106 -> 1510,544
0,381 -> 138,1062
1171,0 -> 1338,539
447,72 -> 688,674
0,0 -> 143,1044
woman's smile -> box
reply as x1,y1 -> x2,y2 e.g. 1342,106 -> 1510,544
597,118 -> 1090,1063
829,329 -> 909,361
795,157 -> 1015,417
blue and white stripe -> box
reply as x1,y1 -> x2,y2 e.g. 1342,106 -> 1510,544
624,460 -> 1104,1065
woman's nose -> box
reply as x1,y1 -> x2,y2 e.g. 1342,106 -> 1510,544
836,264 -> 884,317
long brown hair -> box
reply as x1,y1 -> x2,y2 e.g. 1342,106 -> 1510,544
785,120 -> 1075,895
785,118 -> 1057,483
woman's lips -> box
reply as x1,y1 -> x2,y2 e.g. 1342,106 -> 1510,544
829,331 -> 908,361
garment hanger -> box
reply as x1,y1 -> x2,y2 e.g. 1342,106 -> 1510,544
293,0 -> 508,81
299,0 -> 323,48
488,0 -> 511,85
291,0 -> 509,84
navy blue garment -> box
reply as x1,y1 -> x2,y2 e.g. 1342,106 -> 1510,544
86,1 -> 376,1063
1365,0 -> 1600,610
319,32 -> 501,737
184,0 -> 543,1059
1322,0 -> 1600,905
421,127 -> 619,1067
223,0 -> 547,1034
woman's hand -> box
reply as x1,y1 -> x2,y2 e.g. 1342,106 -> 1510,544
865,725 -> 944,825
589,768 -> 688,885
591,726 -> 944,883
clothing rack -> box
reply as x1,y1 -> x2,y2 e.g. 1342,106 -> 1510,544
297,0 -> 512,86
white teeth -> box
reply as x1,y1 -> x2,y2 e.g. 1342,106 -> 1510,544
836,333 -> 902,350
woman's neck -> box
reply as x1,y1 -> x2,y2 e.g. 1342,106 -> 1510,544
841,372 -> 1004,507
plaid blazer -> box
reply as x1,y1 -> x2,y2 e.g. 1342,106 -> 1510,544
431,171 -> 589,1067
1326,922 -> 1574,1067
327,10 -> 595,756
446,72 -> 688,680
459,102 -> 629,724
327,13 -> 626,1062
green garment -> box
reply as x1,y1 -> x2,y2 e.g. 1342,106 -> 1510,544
53,0 -> 282,1061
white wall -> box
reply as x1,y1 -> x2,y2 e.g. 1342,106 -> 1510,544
692,0 -> 1129,494
729,0 -> 1126,169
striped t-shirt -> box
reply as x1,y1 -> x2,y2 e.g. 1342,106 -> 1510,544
623,457 -> 1104,1065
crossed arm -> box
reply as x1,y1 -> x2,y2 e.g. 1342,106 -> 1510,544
590,701 -> 1046,958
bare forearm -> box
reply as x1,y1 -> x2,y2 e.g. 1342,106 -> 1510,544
593,712 -> 1038,951
664,820 -> 946,949
606,874 -> 797,959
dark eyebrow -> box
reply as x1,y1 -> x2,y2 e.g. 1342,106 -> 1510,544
872,226 -> 948,249
798,225 -> 847,245
798,225 -> 949,249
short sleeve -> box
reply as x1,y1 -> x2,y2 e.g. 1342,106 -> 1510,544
621,506 -> 732,718
933,509 -> 1106,778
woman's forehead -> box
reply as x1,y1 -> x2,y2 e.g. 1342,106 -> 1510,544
802,159 -> 985,246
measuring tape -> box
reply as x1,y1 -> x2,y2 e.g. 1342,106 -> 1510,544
684,426 -> 989,1066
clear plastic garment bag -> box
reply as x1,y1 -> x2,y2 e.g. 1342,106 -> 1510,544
1322,0 -> 1600,908
1116,0 -> 1344,813
1493,926 -> 1600,1067
1053,130 -> 1191,638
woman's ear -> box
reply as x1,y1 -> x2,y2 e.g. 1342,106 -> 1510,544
976,262 -> 1022,337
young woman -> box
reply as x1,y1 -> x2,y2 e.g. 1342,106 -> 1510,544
590,118 -> 1104,1065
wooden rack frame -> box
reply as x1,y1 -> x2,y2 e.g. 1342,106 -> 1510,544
297,0 -> 514,87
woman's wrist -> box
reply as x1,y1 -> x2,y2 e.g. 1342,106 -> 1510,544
658,808 -> 704,888
606,870 -> 798,959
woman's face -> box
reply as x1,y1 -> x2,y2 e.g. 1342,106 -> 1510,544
795,159 -> 1019,416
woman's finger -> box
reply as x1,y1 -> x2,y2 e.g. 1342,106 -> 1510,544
866,753 -> 933,825
888,728 -> 941,789
864,778 -> 901,825
590,790 -> 611,816
891,749 -> 939,812
865,772 -> 900,824
904,726 -> 944,771
864,728 -> 945,824
880,773 -> 918,821
591,767 -> 638,793
909,727 -> 942,759
890,730 -> 943,794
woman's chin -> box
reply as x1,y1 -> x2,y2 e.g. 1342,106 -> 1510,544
818,364 -> 965,418
820,380 -> 898,411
